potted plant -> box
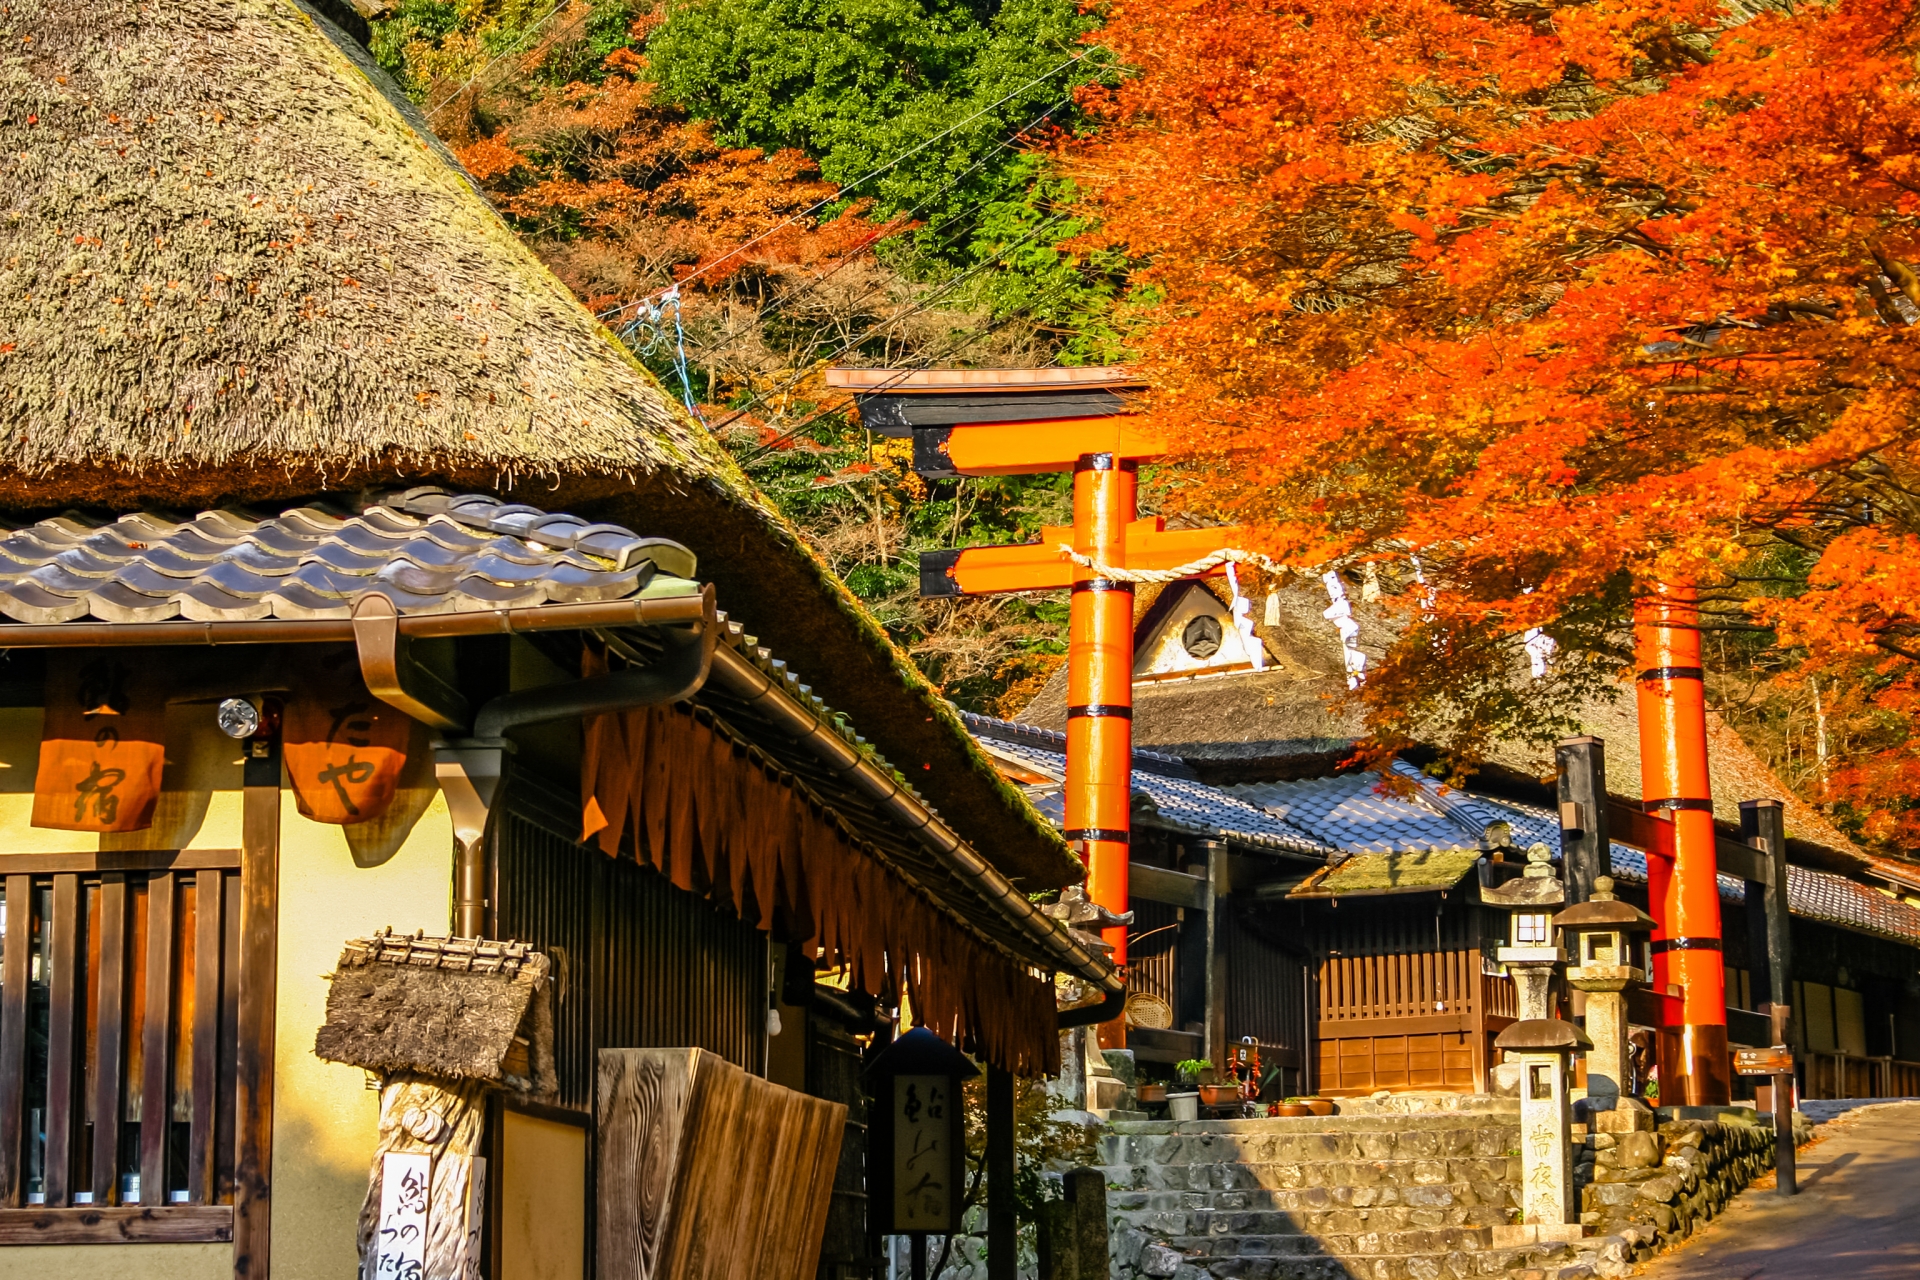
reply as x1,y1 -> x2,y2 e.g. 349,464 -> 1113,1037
1168,1058 -> 1210,1122
1275,1097 -> 1312,1117
1304,1097 -> 1335,1116
1135,1081 -> 1168,1104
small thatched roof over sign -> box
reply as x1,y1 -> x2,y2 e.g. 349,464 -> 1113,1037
315,929 -> 556,1095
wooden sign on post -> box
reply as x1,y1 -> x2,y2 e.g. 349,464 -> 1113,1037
1735,1046 -> 1796,1076
371,1152 -> 432,1280
865,1029 -> 978,1240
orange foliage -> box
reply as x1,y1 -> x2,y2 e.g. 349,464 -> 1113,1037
1073,0 -> 1920,843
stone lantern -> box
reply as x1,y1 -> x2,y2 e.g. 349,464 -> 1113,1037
1554,875 -> 1656,1117
1494,1017 -> 1591,1235
1484,844 -> 1567,1022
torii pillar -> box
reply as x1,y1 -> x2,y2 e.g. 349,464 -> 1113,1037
824,367 -> 1252,989
1635,584 -> 1731,1106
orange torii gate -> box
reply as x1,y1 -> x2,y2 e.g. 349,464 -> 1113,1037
825,367 -> 1249,977
829,366 -> 1730,1103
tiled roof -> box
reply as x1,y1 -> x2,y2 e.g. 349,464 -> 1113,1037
1223,772 -> 1483,855
962,714 -> 1330,856
965,712 -> 1920,948
0,488 -> 697,625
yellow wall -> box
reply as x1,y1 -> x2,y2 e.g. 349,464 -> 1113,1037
10,1242 -> 236,1279
0,706 -> 453,1280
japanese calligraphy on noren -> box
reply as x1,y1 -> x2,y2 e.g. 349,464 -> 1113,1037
32,651 -> 165,832
892,1074 -> 952,1231
285,647 -> 414,825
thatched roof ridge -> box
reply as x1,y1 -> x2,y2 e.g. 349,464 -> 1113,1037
0,0 -> 1081,891
0,0 -> 712,499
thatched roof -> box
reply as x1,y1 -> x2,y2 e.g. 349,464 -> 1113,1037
0,0 -> 1077,890
315,931 -> 557,1093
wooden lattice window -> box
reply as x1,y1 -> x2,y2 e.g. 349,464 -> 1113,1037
0,850 -> 243,1244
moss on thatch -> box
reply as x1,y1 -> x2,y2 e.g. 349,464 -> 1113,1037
1295,846 -> 1483,898
0,0 -> 1079,890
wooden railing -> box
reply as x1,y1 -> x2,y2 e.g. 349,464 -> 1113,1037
1318,948 -> 1488,1028
0,850 -> 245,1243
1800,1051 -> 1920,1100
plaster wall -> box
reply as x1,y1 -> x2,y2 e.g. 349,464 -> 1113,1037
0,705 -> 451,1280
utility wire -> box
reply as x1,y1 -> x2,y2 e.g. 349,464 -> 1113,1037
424,1 -> 579,119
703,215 -> 1068,452
667,92 -> 1079,367
737,261 -> 1083,466
598,45 -> 1108,315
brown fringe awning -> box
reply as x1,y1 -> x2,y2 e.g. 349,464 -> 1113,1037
581,680 -> 1060,1077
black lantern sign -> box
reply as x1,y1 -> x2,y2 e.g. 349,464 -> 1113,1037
865,1026 -> 979,1246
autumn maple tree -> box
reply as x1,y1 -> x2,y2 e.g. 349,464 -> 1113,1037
1069,0 -> 1920,850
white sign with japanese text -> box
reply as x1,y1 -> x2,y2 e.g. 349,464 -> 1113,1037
372,1152 -> 432,1280
891,1074 -> 953,1230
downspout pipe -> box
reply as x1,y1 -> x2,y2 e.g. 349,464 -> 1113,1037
438,589 -> 717,937
1056,986 -> 1127,1029
706,638 -> 1125,1011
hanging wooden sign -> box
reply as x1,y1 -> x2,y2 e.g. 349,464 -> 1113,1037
285,649 -> 414,825
32,650 -> 166,832
864,1027 -> 977,1236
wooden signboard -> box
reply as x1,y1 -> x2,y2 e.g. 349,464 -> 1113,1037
863,1027 -> 978,1237
1735,1046 -> 1795,1076
597,1048 -> 845,1280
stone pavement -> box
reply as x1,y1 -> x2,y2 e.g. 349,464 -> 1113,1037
1630,1100 -> 1920,1279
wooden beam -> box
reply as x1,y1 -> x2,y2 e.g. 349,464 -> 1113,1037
919,520 -> 1250,598
1556,737 -> 1610,903
233,739 -> 282,1280
141,872 -> 177,1207
1317,1013 -> 1478,1038
188,868 -> 224,1206
1604,799 -> 1771,882
44,873 -> 80,1207
92,875 -> 129,1205
0,849 -> 242,875
1129,863 -> 1209,911
0,874 -> 29,1207
0,1204 -> 233,1244
1203,842 -> 1228,1073
986,1064 -> 1015,1280
1742,800 -> 1795,1050
911,417 -> 1165,478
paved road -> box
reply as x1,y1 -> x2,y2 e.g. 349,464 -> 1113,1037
1634,1101 -> 1920,1279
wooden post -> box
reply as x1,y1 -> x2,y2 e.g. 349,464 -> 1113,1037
1770,1004 -> 1797,1197
44,873 -> 81,1207
0,874 -> 29,1207
986,1063 -> 1016,1280
234,734 -> 282,1280
1201,840 -> 1229,1073
1555,737 -> 1610,905
1740,800 -> 1794,1048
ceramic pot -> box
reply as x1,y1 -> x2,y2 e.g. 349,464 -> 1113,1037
1274,1102 -> 1311,1117
1306,1098 -> 1335,1116
1167,1092 -> 1199,1122
1198,1084 -> 1238,1106
1135,1083 -> 1168,1104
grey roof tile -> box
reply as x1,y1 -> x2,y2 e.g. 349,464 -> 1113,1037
0,489 -> 698,628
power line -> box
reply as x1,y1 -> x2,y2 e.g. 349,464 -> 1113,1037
424,1 -> 578,119
730,226 -> 1077,462
666,93 -> 1079,368
598,45 -> 1108,316
698,214 -> 1068,451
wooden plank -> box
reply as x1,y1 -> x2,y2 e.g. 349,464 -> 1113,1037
92,874 -> 129,1204
1129,863 -> 1208,911
216,873 -> 241,1204
0,874 -> 30,1207
0,1204 -> 233,1244
188,869 -> 223,1205
140,872 -> 176,1206
234,742 -> 282,1280
1317,1012 -> 1477,1039
44,873 -> 81,1207
0,850 -> 242,876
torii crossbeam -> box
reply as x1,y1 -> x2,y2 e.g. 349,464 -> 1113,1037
827,367 -> 1249,973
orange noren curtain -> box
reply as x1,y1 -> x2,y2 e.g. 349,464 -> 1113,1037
580,662 -> 1059,1077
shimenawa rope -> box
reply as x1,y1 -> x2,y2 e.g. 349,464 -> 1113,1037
1054,544 -> 1288,583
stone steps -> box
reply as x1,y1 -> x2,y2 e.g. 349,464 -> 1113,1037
1103,1103 -> 1535,1280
